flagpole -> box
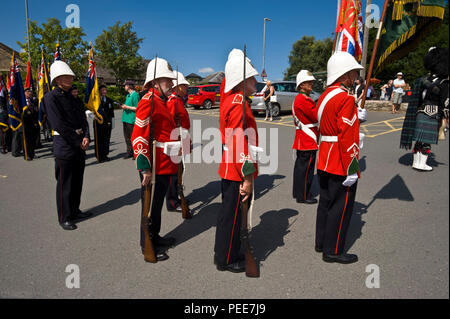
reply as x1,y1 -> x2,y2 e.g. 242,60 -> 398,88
360,0 -> 372,78
332,0 -> 342,52
360,0 -> 389,110
25,0 -> 31,61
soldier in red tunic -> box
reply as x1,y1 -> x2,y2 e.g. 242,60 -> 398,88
292,70 -> 319,204
131,57 -> 178,261
315,52 -> 363,264
165,71 -> 191,212
214,49 -> 259,273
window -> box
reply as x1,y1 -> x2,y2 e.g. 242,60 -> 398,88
188,87 -> 199,95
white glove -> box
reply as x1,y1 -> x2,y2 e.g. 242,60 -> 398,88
358,107 -> 367,122
342,173 -> 358,187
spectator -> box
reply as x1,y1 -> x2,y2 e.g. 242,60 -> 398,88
380,80 -> 393,101
262,80 -> 275,121
392,72 -> 406,114
354,77 -> 365,107
121,80 -> 139,159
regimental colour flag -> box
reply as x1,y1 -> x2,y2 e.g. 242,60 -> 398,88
85,44 -> 103,124
7,53 -> 27,131
25,60 -> 34,91
335,0 -> 364,61
0,75 -> 9,132
375,0 -> 446,74
38,49 -> 51,126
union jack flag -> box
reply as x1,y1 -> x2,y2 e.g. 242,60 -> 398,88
85,44 -> 103,124
54,41 -> 62,61
335,0 -> 364,61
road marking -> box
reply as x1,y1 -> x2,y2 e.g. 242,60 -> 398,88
188,109 -> 405,138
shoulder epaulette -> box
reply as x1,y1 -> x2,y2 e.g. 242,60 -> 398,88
142,91 -> 154,100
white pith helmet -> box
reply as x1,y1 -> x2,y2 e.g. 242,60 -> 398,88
172,71 -> 190,87
144,57 -> 176,87
296,70 -> 316,90
50,60 -> 75,85
224,48 -> 259,93
326,51 -> 363,86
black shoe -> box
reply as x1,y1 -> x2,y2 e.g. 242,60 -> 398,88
167,205 -> 182,212
141,249 -> 169,262
72,210 -> 93,220
297,198 -> 318,204
154,235 -> 176,247
315,245 -> 323,253
323,253 -> 358,264
104,156 -> 111,162
60,221 -> 77,230
216,260 -> 245,273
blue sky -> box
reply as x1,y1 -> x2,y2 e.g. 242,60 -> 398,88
1,0 -> 385,80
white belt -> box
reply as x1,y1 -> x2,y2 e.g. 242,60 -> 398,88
295,123 -> 318,129
223,144 -> 264,160
53,129 -> 83,136
155,141 -> 181,156
320,135 -> 338,142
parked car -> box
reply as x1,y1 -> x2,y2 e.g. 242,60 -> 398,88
187,84 -> 221,109
250,81 -> 320,117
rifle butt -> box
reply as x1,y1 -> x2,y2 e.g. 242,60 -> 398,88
142,185 -> 157,263
178,163 -> 192,219
241,199 -> 260,278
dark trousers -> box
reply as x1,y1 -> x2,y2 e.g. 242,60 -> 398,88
23,122 -> 37,160
166,172 -> 182,210
94,120 -> 111,160
55,158 -> 86,224
315,170 -> 357,255
123,122 -> 134,157
293,150 -> 317,201
11,128 -> 23,157
1,129 -> 12,153
214,179 -> 243,266
139,173 -> 170,249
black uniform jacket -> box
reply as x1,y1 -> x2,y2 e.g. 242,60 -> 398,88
100,96 -> 115,124
43,87 -> 90,160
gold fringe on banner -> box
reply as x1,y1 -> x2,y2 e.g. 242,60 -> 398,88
393,0 -> 422,20
417,4 -> 445,19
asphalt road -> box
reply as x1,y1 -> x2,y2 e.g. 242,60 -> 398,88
0,108 -> 448,299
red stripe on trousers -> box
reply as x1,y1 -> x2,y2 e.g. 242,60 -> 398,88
335,187 -> 349,255
58,159 -> 63,223
226,193 -> 241,265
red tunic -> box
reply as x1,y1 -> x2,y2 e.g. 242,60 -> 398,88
218,91 -> 259,182
292,92 -> 319,151
131,88 -> 178,175
167,92 -> 191,130
316,84 -> 360,177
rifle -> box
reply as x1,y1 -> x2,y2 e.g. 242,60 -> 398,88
240,45 -> 259,278
174,67 -> 192,219
141,55 -> 159,263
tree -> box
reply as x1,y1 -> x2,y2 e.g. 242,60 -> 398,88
17,18 -> 89,79
284,36 -> 333,80
94,21 -> 145,85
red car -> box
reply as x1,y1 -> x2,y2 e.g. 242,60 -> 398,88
187,84 -> 220,109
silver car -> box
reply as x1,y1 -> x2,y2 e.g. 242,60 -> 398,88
250,81 -> 320,117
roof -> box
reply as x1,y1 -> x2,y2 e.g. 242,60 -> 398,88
200,71 -> 224,84
185,73 -> 202,80
0,42 -> 26,72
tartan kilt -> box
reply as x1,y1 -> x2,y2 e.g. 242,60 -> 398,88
413,112 -> 439,145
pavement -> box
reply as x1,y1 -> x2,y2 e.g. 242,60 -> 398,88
0,107 -> 448,299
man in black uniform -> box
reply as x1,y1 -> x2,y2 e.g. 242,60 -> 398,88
44,60 -> 92,230
95,85 -> 114,162
22,88 -> 40,160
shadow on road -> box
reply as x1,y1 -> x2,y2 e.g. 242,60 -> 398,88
250,208 -> 299,264
79,188 -> 141,222
398,152 -> 446,167
164,202 -> 221,248
345,174 -> 414,253
185,180 -> 221,213
254,174 -> 285,200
